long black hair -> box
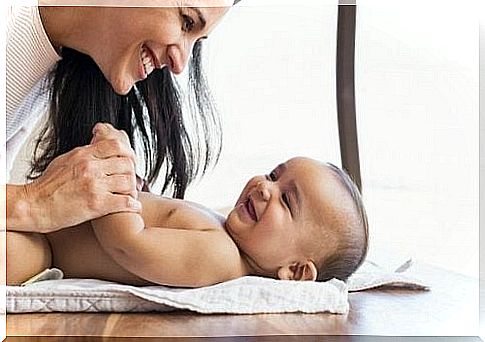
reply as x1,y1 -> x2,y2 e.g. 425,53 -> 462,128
29,41 -> 221,199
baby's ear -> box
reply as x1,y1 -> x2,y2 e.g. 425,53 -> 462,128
277,260 -> 317,281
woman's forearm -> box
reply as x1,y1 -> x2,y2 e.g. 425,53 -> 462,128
6,184 -> 40,232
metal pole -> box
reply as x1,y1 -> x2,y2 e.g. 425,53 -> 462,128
336,0 -> 362,192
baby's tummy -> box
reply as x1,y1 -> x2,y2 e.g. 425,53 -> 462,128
46,223 -> 152,286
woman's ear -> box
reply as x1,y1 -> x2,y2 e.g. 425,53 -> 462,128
277,260 -> 317,281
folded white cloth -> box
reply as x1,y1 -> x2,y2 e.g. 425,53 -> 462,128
7,276 -> 349,314
347,258 -> 429,292
6,259 -> 428,314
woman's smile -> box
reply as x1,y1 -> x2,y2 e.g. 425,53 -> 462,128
139,44 -> 164,80
82,4 -> 231,94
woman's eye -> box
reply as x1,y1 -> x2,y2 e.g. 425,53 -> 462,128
182,14 -> 195,32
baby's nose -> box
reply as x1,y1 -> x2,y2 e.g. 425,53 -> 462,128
256,181 -> 271,201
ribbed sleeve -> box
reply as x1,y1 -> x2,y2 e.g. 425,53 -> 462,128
6,6 -> 60,141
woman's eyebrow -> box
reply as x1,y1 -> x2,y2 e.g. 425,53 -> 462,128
190,8 -> 207,30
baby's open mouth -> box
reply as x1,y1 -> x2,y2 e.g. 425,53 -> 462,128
245,197 -> 257,221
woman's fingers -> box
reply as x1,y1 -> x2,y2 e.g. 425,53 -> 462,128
104,173 -> 138,200
91,138 -> 136,163
89,122 -> 139,197
100,194 -> 142,216
96,157 -> 135,177
88,123 -> 139,202
72,156 -> 137,198
89,125 -> 137,193
92,122 -> 130,146
79,150 -> 138,199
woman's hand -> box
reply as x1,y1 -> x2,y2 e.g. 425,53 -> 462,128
7,123 -> 142,233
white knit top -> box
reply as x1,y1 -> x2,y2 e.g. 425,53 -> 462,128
6,6 -> 61,175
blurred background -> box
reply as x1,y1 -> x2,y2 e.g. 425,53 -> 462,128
10,0 -> 479,277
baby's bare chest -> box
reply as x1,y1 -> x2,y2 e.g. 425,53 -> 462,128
139,193 -> 226,232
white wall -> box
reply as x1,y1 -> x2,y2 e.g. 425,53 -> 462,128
192,1 -> 479,277
184,3 -> 341,209
10,1 -> 479,277
354,2 -> 478,277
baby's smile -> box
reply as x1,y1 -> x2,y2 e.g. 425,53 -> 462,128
245,197 -> 257,221
233,195 -> 257,224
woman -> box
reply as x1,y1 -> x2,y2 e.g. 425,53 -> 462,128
6,1 -> 237,235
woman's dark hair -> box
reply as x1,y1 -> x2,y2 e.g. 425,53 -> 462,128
316,163 -> 369,282
29,41 -> 221,199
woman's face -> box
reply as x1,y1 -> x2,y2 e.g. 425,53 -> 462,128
89,1 -> 233,95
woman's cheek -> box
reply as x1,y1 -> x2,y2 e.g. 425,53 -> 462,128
97,49 -> 137,95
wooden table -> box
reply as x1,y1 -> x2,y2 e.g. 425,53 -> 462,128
6,262 -> 479,340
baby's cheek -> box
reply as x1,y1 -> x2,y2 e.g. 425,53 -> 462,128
265,212 -> 288,231
226,209 -> 237,223
225,210 -> 246,237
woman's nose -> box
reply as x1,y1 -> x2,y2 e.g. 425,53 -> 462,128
166,41 -> 193,75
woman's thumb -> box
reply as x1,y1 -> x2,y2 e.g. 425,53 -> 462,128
90,123 -> 110,144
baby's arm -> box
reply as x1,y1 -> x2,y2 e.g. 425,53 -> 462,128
91,197 -> 243,287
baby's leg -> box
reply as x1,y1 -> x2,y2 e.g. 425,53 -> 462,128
7,232 -> 52,285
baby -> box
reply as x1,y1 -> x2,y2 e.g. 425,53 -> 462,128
7,157 -> 368,287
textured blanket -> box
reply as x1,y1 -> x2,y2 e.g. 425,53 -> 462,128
7,259 -> 428,314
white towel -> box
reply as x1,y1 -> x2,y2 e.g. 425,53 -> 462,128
8,276 -> 349,314
6,259 -> 428,314
347,258 -> 429,292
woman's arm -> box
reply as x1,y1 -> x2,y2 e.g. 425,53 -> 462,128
6,123 -> 141,233
91,210 -> 243,288
5,184 -> 34,231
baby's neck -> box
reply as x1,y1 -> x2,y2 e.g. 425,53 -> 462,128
221,226 -> 277,280
240,252 -> 278,279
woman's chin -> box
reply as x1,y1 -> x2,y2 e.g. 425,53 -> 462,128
109,76 -> 135,96
113,83 -> 133,96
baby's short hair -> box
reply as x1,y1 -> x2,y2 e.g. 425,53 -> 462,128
315,163 -> 369,282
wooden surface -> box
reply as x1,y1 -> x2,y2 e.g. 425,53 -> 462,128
6,262 -> 478,338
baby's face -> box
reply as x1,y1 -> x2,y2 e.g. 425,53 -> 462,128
225,157 -> 346,276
